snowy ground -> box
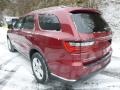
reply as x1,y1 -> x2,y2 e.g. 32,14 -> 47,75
0,1 -> 120,89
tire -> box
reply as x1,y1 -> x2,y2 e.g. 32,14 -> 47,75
7,38 -> 16,52
31,52 -> 49,83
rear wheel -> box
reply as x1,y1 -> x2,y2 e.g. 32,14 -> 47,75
7,38 -> 16,52
31,52 -> 49,83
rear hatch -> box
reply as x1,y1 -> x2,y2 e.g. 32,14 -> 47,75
71,11 -> 112,65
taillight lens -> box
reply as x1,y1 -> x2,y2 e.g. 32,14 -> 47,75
63,41 -> 94,53
69,41 -> 94,47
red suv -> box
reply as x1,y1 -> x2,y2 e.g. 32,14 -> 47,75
7,6 -> 112,83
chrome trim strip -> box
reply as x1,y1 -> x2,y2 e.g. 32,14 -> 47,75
51,73 -> 76,82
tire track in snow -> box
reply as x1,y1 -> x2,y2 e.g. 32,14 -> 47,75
0,54 -> 20,69
101,70 -> 120,79
101,57 -> 120,79
112,56 -> 120,60
0,65 -> 20,89
0,52 -> 21,89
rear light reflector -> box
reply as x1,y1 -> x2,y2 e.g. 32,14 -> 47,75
72,62 -> 82,66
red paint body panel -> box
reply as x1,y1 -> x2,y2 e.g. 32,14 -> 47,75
7,6 -> 112,81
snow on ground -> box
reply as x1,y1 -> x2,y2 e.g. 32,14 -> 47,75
73,74 -> 120,90
112,41 -> 120,57
0,27 -> 7,45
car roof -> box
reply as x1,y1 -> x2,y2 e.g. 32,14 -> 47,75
25,6 -> 100,16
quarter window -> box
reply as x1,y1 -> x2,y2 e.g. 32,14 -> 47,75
39,14 -> 60,31
22,15 -> 34,30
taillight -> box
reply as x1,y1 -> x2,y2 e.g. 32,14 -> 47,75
63,41 -> 94,53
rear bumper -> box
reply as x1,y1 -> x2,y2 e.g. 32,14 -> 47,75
76,51 -> 111,82
51,51 -> 112,83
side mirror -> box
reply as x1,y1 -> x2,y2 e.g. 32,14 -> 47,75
8,24 -> 13,29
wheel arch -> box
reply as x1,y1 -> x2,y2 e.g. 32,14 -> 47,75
29,48 -> 51,77
29,49 -> 40,60
29,48 -> 48,64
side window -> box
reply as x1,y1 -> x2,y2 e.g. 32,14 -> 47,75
39,14 -> 60,31
14,18 -> 24,29
22,15 -> 34,30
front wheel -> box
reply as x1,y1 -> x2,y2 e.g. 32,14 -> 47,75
31,52 -> 49,83
7,38 -> 16,52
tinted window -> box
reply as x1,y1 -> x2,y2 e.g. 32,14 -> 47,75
23,15 -> 34,30
72,13 -> 109,33
39,14 -> 60,31
12,19 -> 18,26
14,18 -> 24,29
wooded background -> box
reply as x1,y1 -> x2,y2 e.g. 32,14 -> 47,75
0,0 -> 101,16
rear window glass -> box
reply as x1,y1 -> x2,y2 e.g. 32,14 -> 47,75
72,13 -> 109,33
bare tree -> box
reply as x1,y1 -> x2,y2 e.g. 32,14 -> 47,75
0,0 -> 10,11
0,0 -> 101,16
